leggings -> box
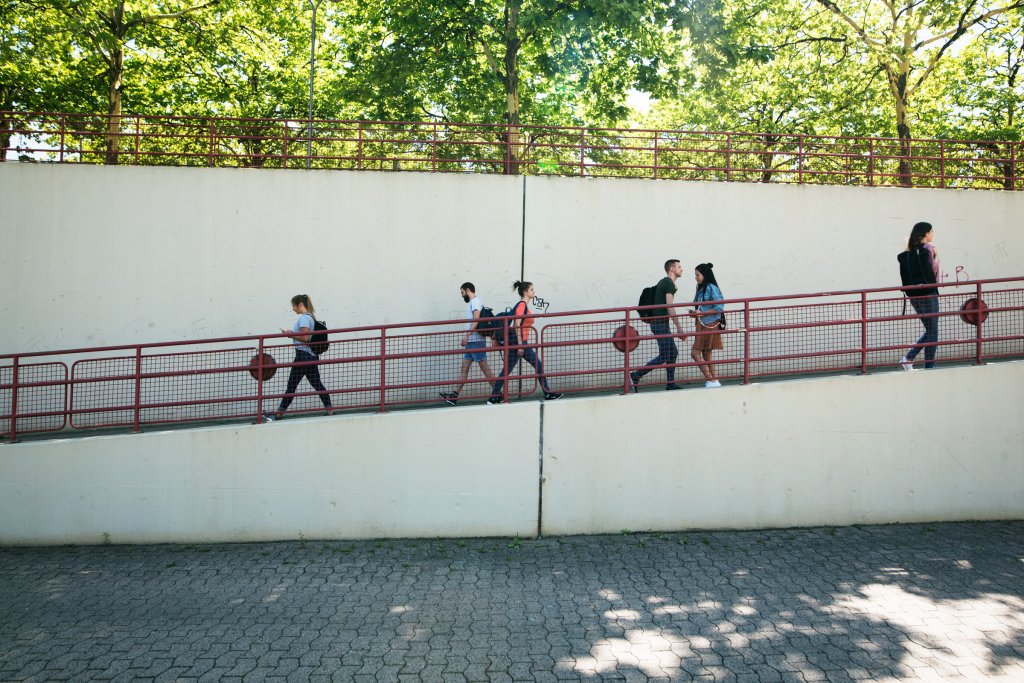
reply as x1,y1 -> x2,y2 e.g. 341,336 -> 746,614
278,350 -> 332,411
492,338 -> 551,396
905,294 -> 939,369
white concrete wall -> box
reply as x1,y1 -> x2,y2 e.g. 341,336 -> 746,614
541,362 -> 1024,535
0,402 -> 541,544
3,164 -> 1023,354
1,362 -> 1021,544
0,164 -> 523,352
523,177 -> 1024,312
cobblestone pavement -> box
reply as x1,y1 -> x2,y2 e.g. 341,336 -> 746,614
1,522 -> 1022,682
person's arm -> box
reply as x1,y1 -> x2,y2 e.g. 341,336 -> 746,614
666,292 -> 685,335
460,308 -> 482,346
281,318 -> 312,342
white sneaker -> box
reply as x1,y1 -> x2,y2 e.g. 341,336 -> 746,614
899,357 -> 914,371
262,412 -> 277,422
705,380 -> 721,388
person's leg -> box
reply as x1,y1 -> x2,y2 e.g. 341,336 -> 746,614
305,362 -> 333,410
703,350 -> 717,380
635,320 -> 670,380
520,346 -> 550,393
905,297 -> 928,362
276,355 -> 305,415
921,295 -> 939,368
491,351 -> 522,397
691,338 -> 711,381
453,359 -> 473,394
663,333 -> 678,385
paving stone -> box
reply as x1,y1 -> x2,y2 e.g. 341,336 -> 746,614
0,522 -> 1021,682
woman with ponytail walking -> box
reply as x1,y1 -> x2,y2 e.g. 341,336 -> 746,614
489,281 -> 561,404
263,294 -> 333,421
899,222 -> 941,370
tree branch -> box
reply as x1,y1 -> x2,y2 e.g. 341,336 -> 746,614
814,0 -> 887,48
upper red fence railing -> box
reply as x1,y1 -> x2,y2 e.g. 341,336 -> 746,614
1,111 -> 1020,190
2,278 -> 1022,443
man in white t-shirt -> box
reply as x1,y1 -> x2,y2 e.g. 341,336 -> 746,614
439,282 -> 496,406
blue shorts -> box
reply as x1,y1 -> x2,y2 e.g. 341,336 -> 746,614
463,340 -> 488,362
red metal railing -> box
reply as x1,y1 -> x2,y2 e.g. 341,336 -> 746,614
2,278 -> 1022,442
2,111 -> 1020,190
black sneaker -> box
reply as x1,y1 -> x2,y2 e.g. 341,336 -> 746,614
665,384 -> 681,391
487,396 -> 502,405
439,392 -> 458,406
543,392 -> 562,401
628,373 -> 640,393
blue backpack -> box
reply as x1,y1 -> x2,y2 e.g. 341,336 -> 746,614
477,306 -> 517,343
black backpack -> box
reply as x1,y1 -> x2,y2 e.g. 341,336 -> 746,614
637,285 -> 658,323
309,319 -> 330,356
897,247 -> 938,297
476,306 -> 515,343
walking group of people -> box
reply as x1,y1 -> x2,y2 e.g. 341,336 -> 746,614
264,222 -> 941,419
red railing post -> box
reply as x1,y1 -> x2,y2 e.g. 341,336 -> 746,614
8,356 -> 19,443
208,119 -> 215,167
358,122 -> 363,171
653,133 -> 658,180
58,114 -> 66,163
133,346 -> 142,432
134,115 -> 140,165
505,123 -> 512,175
432,122 -> 438,172
623,309 -> 632,394
860,292 -> 868,374
939,141 -> 946,188
975,282 -> 984,365
798,135 -> 804,184
580,129 -> 586,177
742,302 -> 751,385
379,329 -> 387,412
256,337 -> 266,422
726,133 -> 732,182
1011,143 -> 1017,191
501,319 -> 510,403
868,138 -> 874,186
283,120 -> 289,166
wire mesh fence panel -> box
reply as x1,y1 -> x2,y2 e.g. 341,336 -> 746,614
747,300 -> 864,376
136,347 -> 259,425
542,318 -> 638,394
70,356 -> 135,429
0,362 -> 68,436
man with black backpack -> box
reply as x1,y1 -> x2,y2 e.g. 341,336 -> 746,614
439,282 -> 496,406
632,259 -> 686,391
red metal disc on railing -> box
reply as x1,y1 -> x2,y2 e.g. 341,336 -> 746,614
959,298 -> 989,326
248,352 -> 277,381
612,325 -> 640,353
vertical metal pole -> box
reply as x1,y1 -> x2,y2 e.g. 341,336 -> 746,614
623,310 -> 632,394
975,282 -> 984,365
580,129 -> 585,177
505,123 -> 511,175
502,320 -> 510,403
726,133 -> 731,182
133,347 -> 142,433
379,329 -> 387,412
307,0 -> 320,170
798,135 -> 804,184
742,302 -> 751,385
256,338 -> 266,422
134,116 -> 140,164
208,119 -> 215,167
868,138 -> 874,186
1011,143 -> 1017,191
860,292 -> 868,374
358,122 -> 364,170
432,122 -> 438,172
653,133 -> 658,180
59,115 -> 66,163
8,356 -> 18,443
939,141 -> 945,188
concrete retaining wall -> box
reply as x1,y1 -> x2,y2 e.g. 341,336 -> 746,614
3,165 -> 1023,353
1,362 -> 1020,544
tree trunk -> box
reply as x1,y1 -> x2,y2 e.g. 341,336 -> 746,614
503,0 -> 522,175
892,72 -> 913,187
105,44 -> 124,165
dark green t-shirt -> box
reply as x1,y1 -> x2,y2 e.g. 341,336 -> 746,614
652,276 -> 677,318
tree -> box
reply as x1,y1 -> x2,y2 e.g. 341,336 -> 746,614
335,0 -> 686,172
812,0 -> 1024,185
45,0 -> 219,163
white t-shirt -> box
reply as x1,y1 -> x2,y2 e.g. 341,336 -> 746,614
293,313 -> 314,354
465,297 -> 484,343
